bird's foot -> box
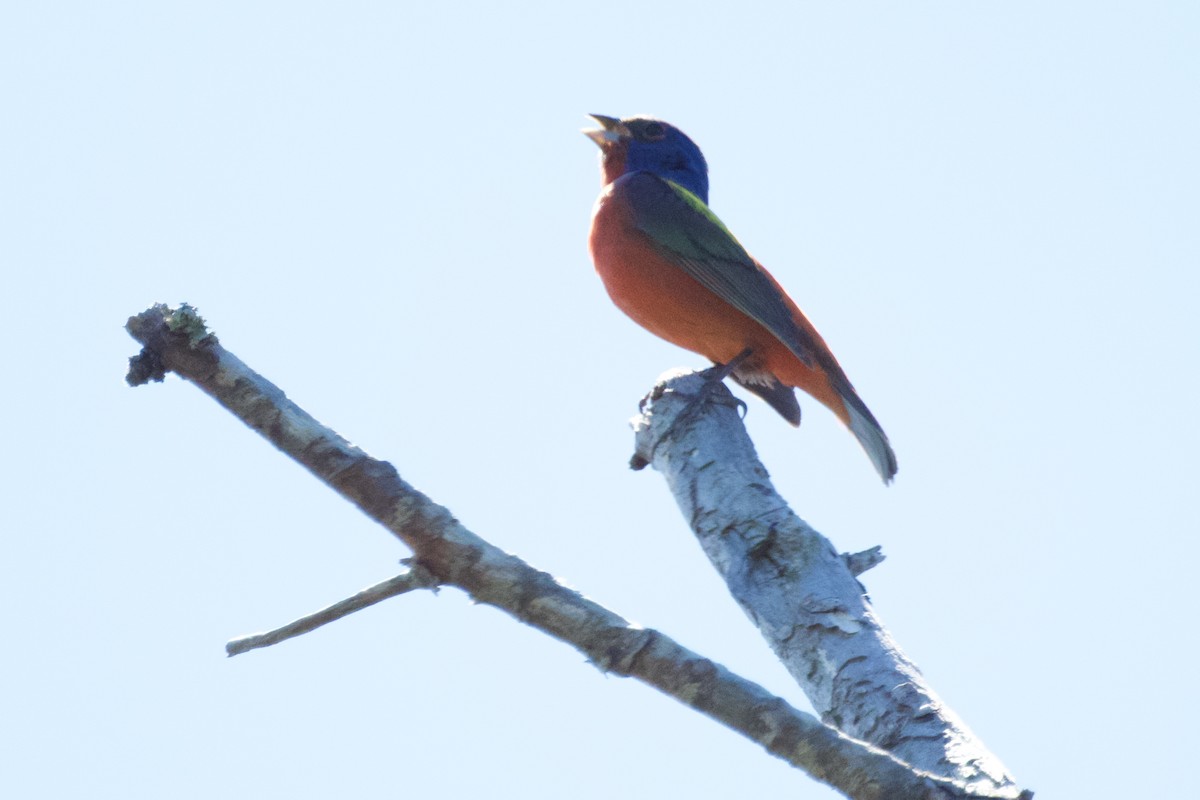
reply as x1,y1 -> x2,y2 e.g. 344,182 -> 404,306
631,351 -> 753,472
686,374 -> 747,419
692,348 -> 752,419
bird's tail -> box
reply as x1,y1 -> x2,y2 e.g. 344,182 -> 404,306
841,392 -> 898,484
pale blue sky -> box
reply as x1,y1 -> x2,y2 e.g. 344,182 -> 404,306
2,3 -> 1197,798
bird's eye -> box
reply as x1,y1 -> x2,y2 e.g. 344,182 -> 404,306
641,122 -> 666,141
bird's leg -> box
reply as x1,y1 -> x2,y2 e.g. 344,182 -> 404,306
703,347 -> 754,383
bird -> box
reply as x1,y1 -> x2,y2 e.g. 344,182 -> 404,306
585,114 -> 897,483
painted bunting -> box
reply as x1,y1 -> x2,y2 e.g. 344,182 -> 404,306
585,114 -> 897,483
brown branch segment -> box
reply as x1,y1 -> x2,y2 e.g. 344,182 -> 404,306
125,304 -> 1029,800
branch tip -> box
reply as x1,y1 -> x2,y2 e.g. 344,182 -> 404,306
125,303 -> 221,386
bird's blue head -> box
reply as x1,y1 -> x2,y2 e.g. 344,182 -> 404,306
585,114 -> 709,203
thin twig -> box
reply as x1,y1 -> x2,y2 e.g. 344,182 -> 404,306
226,565 -> 438,656
843,546 -> 886,576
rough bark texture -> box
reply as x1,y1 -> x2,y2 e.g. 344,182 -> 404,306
632,369 -> 1021,797
125,305 -> 1030,800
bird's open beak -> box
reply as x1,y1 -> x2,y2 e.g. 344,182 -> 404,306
584,114 -> 629,147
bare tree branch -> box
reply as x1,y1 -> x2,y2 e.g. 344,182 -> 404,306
124,304 -> 1030,800
630,371 -> 1023,797
628,371 -> 1022,796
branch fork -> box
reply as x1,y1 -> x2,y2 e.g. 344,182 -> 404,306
126,304 -> 1030,800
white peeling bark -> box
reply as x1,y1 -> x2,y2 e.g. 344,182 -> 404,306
632,369 -> 1019,797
